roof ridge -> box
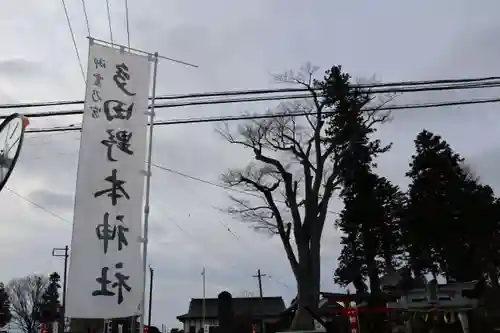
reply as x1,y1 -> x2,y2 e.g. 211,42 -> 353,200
190,296 -> 284,300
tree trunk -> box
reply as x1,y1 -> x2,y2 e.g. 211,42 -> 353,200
290,271 -> 316,331
382,240 -> 395,274
489,266 -> 499,290
353,276 -> 367,293
289,243 -> 320,331
362,226 -> 380,294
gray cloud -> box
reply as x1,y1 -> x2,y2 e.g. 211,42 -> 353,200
3,0 -> 500,328
28,189 -> 74,212
0,59 -> 47,78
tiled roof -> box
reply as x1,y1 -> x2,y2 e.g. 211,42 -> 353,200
177,297 -> 286,320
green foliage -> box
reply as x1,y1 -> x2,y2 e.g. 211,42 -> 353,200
36,272 -> 61,324
0,282 -> 11,327
403,130 -> 500,283
334,126 -> 500,293
323,66 -> 397,294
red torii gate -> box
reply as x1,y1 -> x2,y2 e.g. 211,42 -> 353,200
319,293 -> 400,333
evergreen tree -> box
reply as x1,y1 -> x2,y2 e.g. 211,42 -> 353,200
458,177 -> 500,287
403,130 -> 500,283
0,282 -> 11,328
403,130 -> 462,279
36,272 -> 61,324
335,173 -> 405,293
372,177 -> 405,273
323,73 -> 396,294
334,231 -> 367,292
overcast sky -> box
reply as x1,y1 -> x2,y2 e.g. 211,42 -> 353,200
1,0 -> 500,329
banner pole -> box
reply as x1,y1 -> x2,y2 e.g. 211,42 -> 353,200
140,52 -> 159,333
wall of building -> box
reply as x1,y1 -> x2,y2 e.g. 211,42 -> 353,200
181,318 -> 279,333
182,319 -> 219,332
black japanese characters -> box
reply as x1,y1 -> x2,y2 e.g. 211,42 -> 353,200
103,100 -> 134,121
94,169 -> 130,206
101,129 -> 134,162
92,262 -> 131,304
113,63 -> 136,96
96,213 -> 129,254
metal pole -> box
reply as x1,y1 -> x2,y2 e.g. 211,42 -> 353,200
140,52 -> 158,333
62,246 -> 68,333
202,268 -> 206,332
131,316 -> 136,333
148,266 -> 154,327
252,270 -> 266,333
52,246 -> 69,333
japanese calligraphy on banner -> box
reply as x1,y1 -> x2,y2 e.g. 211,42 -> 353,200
66,42 -> 152,319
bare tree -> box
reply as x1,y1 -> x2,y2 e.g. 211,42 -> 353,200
7,275 -> 48,333
0,282 -> 11,328
219,65 -> 392,330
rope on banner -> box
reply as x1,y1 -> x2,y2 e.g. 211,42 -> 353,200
89,37 -> 199,68
60,0 -> 86,84
80,0 -> 91,36
124,0 -> 131,49
105,0 -> 114,45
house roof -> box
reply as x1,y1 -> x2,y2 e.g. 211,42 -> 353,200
177,296 -> 286,321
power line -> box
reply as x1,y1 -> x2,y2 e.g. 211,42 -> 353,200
5,177 -> 292,291
105,0 -> 113,45
4,81 -> 500,120
23,96 -> 500,134
4,187 -> 72,225
152,163 -> 341,215
164,214 -> 291,290
80,0 -> 91,36
267,275 -> 292,290
153,163 -> 261,197
152,164 -> 294,291
2,75 -> 500,110
60,0 -> 86,84
172,212 -> 293,291
5,170 -> 292,291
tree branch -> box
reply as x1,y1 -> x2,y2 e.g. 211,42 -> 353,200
238,175 -> 300,274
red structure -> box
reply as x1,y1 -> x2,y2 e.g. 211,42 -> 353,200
346,308 -> 359,333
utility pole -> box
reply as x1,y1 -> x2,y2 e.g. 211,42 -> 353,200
201,267 -> 206,333
148,266 -> 154,328
252,269 -> 267,333
52,246 -> 69,333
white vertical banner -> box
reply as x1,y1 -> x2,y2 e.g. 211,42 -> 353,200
66,41 -> 152,318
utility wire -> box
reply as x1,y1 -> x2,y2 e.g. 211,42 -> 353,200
165,180 -> 294,291
5,166 -> 290,290
60,0 -> 86,84
80,0 -> 91,36
4,187 -> 72,225
105,0 -> 113,45
267,275 -> 293,290
152,163 -> 340,215
4,81 -> 500,119
23,96 -> 500,134
2,76 -> 500,110
165,214 -> 290,290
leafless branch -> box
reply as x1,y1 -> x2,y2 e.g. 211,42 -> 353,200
218,65 -> 394,289
7,275 -> 48,333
